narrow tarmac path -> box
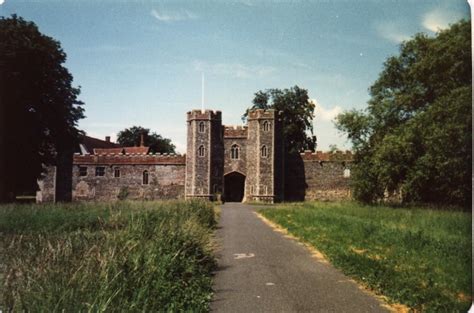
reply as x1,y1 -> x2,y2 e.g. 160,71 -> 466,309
211,203 -> 389,313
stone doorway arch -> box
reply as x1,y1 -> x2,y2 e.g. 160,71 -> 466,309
224,172 -> 246,202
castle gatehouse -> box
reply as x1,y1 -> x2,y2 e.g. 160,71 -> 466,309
37,109 -> 353,203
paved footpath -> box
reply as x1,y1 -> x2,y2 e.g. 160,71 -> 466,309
211,203 -> 389,313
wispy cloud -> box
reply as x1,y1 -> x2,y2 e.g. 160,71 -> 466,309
310,99 -> 342,122
151,9 -> 198,22
375,21 -> 410,43
79,45 -> 130,53
193,61 -> 276,79
422,8 -> 464,32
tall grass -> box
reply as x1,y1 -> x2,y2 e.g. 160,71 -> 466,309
0,200 -> 216,312
260,201 -> 471,312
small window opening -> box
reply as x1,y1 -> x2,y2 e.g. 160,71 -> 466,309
198,145 -> 205,157
114,167 -> 120,178
263,121 -> 271,131
261,145 -> 268,158
198,122 -> 205,133
231,144 -> 240,159
79,166 -> 87,176
143,170 -> 149,184
343,168 -> 351,178
95,166 -> 105,177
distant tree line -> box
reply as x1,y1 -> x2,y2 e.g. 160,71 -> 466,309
336,19 -> 471,208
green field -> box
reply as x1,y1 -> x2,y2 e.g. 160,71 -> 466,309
0,200 -> 216,312
260,202 -> 471,312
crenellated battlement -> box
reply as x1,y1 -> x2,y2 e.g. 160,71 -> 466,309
73,153 -> 186,165
247,109 -> 275,120
223,125 -> 248,138
187,109 -> 222,121
300,150 -> 353,161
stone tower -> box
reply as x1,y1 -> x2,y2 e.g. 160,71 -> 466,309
185,110 -> 224,200
245,109 -> 284,203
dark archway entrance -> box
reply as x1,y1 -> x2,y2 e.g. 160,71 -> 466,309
224,172 -> 246,202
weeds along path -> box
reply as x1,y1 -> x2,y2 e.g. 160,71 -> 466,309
0,201 -> 216,312
211,203 -> 389,312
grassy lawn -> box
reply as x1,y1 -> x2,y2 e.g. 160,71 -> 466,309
260,202 -> 471,312
0,200 -> 216,312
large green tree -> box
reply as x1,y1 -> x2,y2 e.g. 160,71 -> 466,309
243,85 -> 317,154
117,126 -> 176,154
336,19 -> 471,207
0,15 -> 85,202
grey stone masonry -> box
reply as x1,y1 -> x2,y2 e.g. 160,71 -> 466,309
185,110 -> 223,200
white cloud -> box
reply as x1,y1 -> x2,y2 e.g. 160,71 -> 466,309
310,99 -> 342,122
193,61 -> 276,79
375,21 -> 410,43
422,8 -> 464,32
151,9 -> 198,22
309,99 -> 349,151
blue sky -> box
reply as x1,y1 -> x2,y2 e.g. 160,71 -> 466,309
0,0 -> 470,153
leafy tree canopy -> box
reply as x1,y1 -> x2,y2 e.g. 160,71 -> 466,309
243,85 -> 316,154
0,15 -> 84,200
335,19 -> 471,207
117,126 -> 176,154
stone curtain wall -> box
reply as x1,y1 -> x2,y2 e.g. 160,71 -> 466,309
72,153 -> 185,201
286,151 -> 353,201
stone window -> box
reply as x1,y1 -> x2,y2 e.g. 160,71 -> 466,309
114,167 -> 120,178
343,168 -> 351,178
263,121 -> 271,132
231,144 -> 240,160
79,166 -> 87,176
261,145 -> 268,158
198,145 -> 205,157
198,121 -> 205,133
95,166 -> 105,177
143,170 -> 149,185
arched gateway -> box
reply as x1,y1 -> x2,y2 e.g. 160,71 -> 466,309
224,172 -> 245,202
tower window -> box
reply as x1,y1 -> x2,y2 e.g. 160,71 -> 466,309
143,170 -> 149,185
198,145 -> 205,157
261,145 -> 268,158
95,166 -> 105,176
343,168 -> 351,178
114,167 -> 120,178
263,121 -> 271,132
198,121 -> 205,133
231,144 -> 240,160
79,166 -> 87,176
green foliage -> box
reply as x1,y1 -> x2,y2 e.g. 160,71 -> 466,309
335,20 -> 471,207
0,200 -> 216,311
243,85 -> 316,153
0,15 -> 84,198
261,202 -> 471,312
117,126 -> 176,154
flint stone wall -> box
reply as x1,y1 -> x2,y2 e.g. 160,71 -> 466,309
72,153 -> 185,201
286,151 -> 353,201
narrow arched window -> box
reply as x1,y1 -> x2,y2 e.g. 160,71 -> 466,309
231,144 -> 240,160
198,122 -> 205,133
198,145 -> 205,157
263,121 -> 271,131
143,170 -> 149,185
261,145 -> 268,158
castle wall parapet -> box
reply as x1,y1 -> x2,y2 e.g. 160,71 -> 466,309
247,109 -> 275,120
186,109 -> 222,121
300,150 -> 353,162
224,125 -> 248,138
73,153 -> 186,165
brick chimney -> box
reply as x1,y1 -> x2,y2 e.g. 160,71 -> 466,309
140,133 -> 145,147
105,136 -> 110,142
